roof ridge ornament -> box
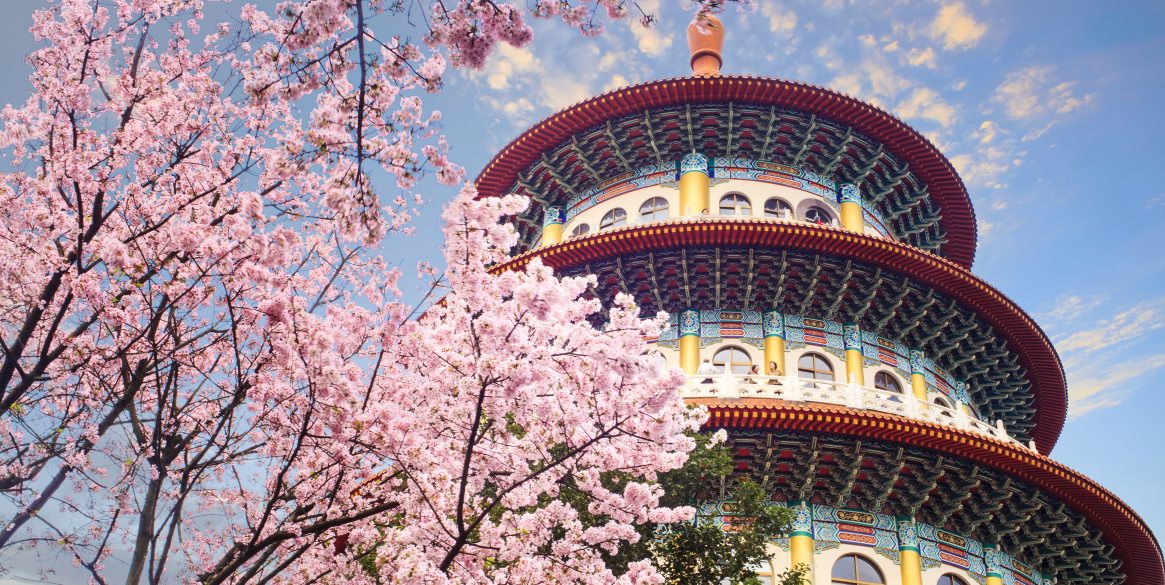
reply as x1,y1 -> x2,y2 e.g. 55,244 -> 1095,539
687,14 -> 724,77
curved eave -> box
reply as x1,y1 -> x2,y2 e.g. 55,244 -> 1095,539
474,75 -> 977,268
694,400 -> 1163,585
496,218 -> 1065,453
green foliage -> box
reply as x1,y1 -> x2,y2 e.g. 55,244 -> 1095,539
775,563 -> 811,585
580,432 -> 798,585
648,479 -> 794,585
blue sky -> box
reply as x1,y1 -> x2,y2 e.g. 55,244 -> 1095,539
0,0 -> 1162,549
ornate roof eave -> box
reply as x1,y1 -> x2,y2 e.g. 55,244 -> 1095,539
494,217 -> 1065,453
474,75 -> 978,268
692,399 -> 1164,585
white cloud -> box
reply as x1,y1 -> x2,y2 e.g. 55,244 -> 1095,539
990,200 -> 1008,211
951,79 -> 968,91
482,44 -> 540,91
1021,121 -> 1058,142
992,66 -> 1095,119
630,18 -> 673,57
976,219 -> 995,237
951,148 -> 1014,189
1147,194 -> 1165,209
894,87 -> 957,128
905,47 -> 937,69
974,120 -> 1003,144
540,77 -> 593,110
603,74 -> 630,92
928,1 -> 987,50
761,2 -> 798,36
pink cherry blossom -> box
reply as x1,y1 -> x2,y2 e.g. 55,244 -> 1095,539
0,1 -> 728,583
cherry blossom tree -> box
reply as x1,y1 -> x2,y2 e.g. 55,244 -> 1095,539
0,0 -> 755,583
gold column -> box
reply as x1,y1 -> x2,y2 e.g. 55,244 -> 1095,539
678,153 -> 710,216
898,519 -> 922,585
909,349 -> 928,402
678,309 -> 701,374
839,183 -> 865,234
540,206 -> 564,247
985,546 -> 1004,585
789,503 -> 814,582
762,311 -> 786,377
843,323 -> 864,385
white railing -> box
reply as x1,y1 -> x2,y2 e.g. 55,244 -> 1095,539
682,372 -> 1034,451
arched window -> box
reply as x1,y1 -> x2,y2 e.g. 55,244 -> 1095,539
797,353 -> 835,382
713,346 -> 753,375
719,193 -> 752,215
638,197 -> 669,221
938,575 -> 970,585
831,554 -> 885,585
804,206 -> 833,225
599,208 -> 627,230
764,197 -> 793,219
932,395 -> 955,417
569,223 -> 590,238
874,371 -> 903,394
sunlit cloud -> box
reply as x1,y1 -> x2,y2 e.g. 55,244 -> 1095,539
1067,354 -> 1165,419
629,0 -> 673,57
1050,296 -> 1165,419
760,2 -> 798,36
928,1 -> 987,51
905,46 -> 937,69
895,86 -> 957,128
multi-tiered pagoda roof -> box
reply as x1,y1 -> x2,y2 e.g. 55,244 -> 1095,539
476,14 -> 1162,585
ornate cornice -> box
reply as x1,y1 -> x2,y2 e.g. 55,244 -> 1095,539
475,75 -> 977,267
695,400 -> 1162,585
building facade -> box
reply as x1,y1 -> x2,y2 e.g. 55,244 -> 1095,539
474,16 -> 1163,585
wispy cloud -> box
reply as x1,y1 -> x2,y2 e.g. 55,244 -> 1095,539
1067,354 -> 1165,419
992,66 -> 1094,119
1058,297 -> 1165,353
1146,193 -> 1165,209
1046,296 -> 1165,419
1040,294 -> 1105,324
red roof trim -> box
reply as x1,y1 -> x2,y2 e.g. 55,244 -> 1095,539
496,218 -> 1065,452
696,400 -> 1163,585
474,75 -> 978,268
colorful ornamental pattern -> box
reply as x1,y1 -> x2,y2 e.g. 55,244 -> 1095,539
483,42 -> 1161,585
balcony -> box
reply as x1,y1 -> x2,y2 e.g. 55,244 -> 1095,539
681,373 -> 1034,451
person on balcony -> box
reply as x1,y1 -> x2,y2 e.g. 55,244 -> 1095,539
697,358 -> 716,384
766,361 -> 783,385
745,364 -> 759,384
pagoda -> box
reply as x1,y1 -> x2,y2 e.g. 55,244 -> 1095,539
474,15 -> 1163,585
